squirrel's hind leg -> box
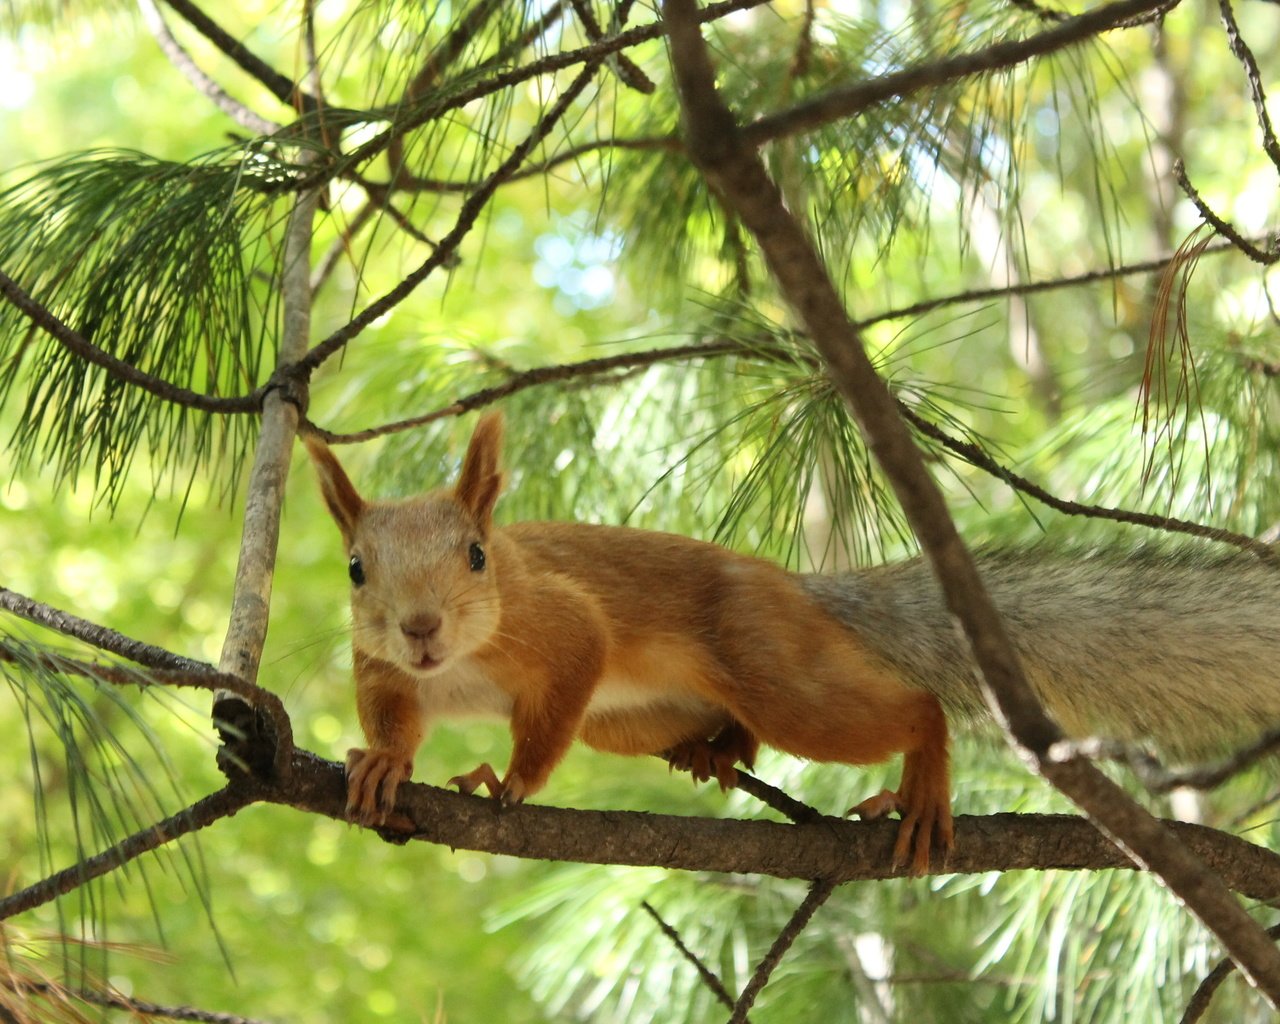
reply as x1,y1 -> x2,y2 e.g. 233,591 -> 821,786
847,695 -> 953,874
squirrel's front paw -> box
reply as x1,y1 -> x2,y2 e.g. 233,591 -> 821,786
345,747 -> 412,825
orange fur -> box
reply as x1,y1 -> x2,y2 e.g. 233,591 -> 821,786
305,414 -> 953,873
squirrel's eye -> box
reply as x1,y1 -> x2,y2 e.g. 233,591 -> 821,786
468,542 -> 486,573
348,555 -> 365,586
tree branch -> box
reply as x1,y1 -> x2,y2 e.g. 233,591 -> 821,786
641,901 -> 744,1018
0,642 -> 295,781
298,58 -> 606,373
258,749 -> 1280,899
741,0 -> 1178,148
137,0 -> 281,136
0,269 -> 262,414
1180,924 -> 1280,1024
660,0 -> 1280,1003
729,879 -> 836,1024
287,0 -> 770,193
158,0 -> 326,114
1216,0 -> 1280,177
304,339 -> 744,442
0,786 -> 251,921
0,587 -> 215,673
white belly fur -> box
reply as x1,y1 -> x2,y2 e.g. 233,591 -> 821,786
418,662 -> 716,720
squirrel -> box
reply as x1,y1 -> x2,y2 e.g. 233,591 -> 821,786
304,412 -> 1280,874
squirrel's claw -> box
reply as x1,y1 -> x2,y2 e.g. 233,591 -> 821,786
848,787 -> 954,875
449,763 -> 527,804
345,747 -> 412,825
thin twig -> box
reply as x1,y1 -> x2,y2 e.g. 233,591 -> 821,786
1173,160 -> 1277,265
569,0 -> 655,93
347,134 -> 679,195
640,901 -> 743,1018
159,0 -> 326,113
742,0 -> 1175,148
729,880 -> 837,1023
853,237 -> 1250,328
0,641 -> 295,778
1179,923 -> 1280,1024
0,587 -> 215,673
474,1 -> 568,74
1216,0 -> 1280,175
137,0 -> 280,135
0,786 -> 253,921
298,58 -> 606,373
285,0 -> 771,195
305,339 -> 744,442
0,269 -> 262,414
3,981 -> 270,1024
730,770 -> 827,825
1047,727 -> 1280,794
896,401 -> 1276,560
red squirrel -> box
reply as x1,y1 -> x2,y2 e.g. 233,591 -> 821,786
306,413 -> 1280,874
304,413 -> 952,872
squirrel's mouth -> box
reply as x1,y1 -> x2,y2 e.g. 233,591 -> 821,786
408,652 -> 443,673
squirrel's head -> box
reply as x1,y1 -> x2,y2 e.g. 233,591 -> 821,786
304,413 -> 506,678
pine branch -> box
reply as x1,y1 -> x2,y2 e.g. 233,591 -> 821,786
895,401 -> 1276,560
137,0 -> 281,136
640,901 -> 745,1019
0,587 -> 214,673
298,57 -> 606,373
0,786 -> 250,921
729,879 -> 836,1024
1216,0 -> 1280,177
0,641 -> 295,779
0,268 -> 262,415
260,749 -> 1280,897
1173,159 -> 1278,264
304,339 -> 745,442
159,0 -> 328,114
660,0 -> 1280,1004
742,0 -> 1177,148
290,0 -> 771,191
568,0 -> 655,93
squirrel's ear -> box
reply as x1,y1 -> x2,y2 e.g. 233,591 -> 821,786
455,412 -> 505,528
303,435 -> 366,546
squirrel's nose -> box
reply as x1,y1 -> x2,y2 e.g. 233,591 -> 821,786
400,613 -> 442,642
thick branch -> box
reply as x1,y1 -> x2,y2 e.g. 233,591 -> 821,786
261,750 -> 1280,900
661,0 -> 1280,1002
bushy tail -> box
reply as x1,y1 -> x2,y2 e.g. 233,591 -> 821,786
799,548 -> 1280,761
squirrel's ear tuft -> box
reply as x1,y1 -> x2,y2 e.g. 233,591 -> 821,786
303,434 -> 366,546
455,412 -> 505,528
